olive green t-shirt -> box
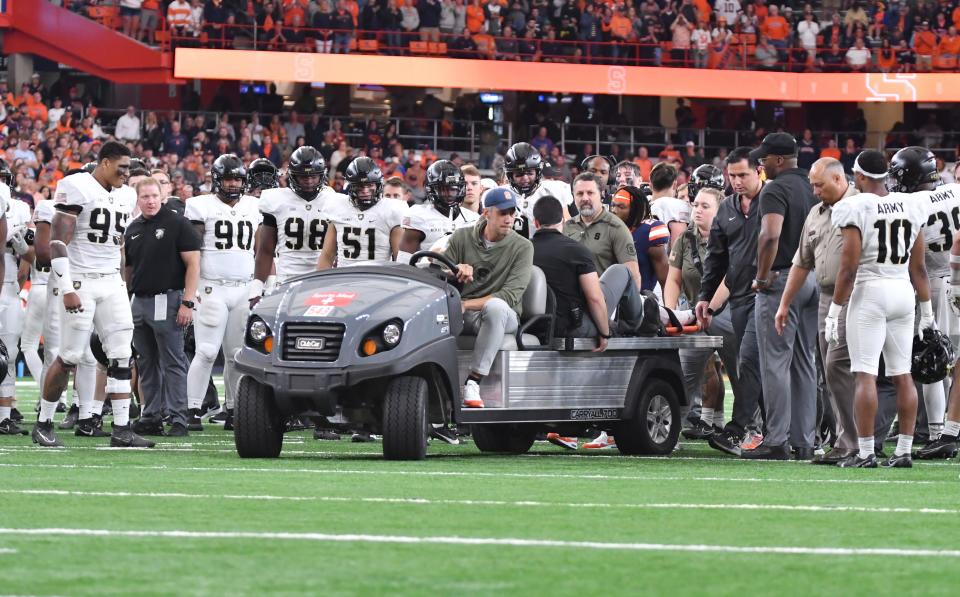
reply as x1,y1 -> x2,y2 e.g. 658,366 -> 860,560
668,224 -> 708,304
562,209 -> 638,275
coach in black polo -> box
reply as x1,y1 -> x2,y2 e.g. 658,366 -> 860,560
124,177 -> 201,436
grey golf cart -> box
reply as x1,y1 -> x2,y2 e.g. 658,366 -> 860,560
232,251 -> 721,460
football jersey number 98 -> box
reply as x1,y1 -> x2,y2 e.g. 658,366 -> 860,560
284,217 -> 327,250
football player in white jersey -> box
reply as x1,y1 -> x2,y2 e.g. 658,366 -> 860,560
32,142 -> 153,448
252,146 -> 339,302
21,201 -> 52,399
909,149 -> 960,443
185,154 -> 261,431
31,176 -> 99,433
0,194 -> 33,435
0,165 -> 14,435
827,147 -> 936,468
648,161 -> 692,249
502,142 -> 574,238
328,157 -> 406,265
399,159 -> 479,259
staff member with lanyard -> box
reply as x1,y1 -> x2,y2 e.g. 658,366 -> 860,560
124,177 -> 201,437
665,187 -> 742,438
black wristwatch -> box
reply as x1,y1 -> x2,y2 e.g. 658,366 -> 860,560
599,331 -> 612,339
181,300 -> 195,308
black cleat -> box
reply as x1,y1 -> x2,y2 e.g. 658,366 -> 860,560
132,418 -> 166,436
208,410 -> 227,424
101,402 -> 112,416
0,418 -> 28,435
793,447 -> 815,461
32,421 -> 64,447
430,425 -> 460,445
75,415 -> 110,438
351,431 -> 376,443
165,422 -> 189,437
881,452 -> 913,468
838,453 -> 878,468
187,409 -> 204,432
55,402 -> 67,413
223,409 -> 234,431
913,435 -> 959,460
10,408 -> 22,422
313,427 -> 341,440
707,429 -> 742,457
59,404 -> 80,430
110,425 -> 156,448
681,418 -> 715,440
741,442 -> 791,460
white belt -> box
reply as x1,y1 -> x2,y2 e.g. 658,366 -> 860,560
203,278 -> 251,287
76,271 -> 120,279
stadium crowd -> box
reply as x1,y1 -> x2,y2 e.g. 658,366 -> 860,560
63,0 -> 960,70
2,80 -> 960,466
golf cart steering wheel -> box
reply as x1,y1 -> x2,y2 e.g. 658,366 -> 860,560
409,250 -> 461,277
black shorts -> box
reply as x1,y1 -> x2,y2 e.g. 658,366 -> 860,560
120,6 -> 139,17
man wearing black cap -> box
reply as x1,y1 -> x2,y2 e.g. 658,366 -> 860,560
749,132 -> 819,460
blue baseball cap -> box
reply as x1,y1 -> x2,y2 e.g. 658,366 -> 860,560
483,187 -> 518,211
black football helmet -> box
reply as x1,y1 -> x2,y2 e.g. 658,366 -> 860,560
425,160 -> 466,216
888,146 -> 939,193
687,164 -> 725,201
504,142 -> 543,196
913,328 -> 955,384
0,338 -> 7,386
211,154 -> 247,202
246,158 -> 279,193
0,159 -> 13,186
287,146 -> 327,201
128,158 -> 148,177
345,157 -> 384,211
82,162 -> 98,174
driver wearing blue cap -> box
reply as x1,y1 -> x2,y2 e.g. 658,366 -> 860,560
444,187 -> 534,409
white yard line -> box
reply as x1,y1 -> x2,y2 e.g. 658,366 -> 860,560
0,547 -> 16,554
0,527 -> 957,558
0,488 -> 956,515
0,462 -> 946,485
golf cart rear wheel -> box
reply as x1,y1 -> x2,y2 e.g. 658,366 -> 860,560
472,424 -> 536,454
382,376 -> 429,461
234,377 -> 284,458
615,379 -> 680,456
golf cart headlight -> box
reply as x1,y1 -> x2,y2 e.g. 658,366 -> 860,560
382,323 -> 402,346
249,319 -> 269,343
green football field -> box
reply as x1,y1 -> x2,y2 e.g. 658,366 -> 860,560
2,378 -> 960,596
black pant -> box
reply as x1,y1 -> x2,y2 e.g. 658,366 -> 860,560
726,301 -> 764,436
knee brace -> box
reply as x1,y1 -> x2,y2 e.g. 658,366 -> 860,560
105,359 -> 133,394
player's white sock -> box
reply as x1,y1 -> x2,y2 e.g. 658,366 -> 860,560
700,408 -> 714,426
714,412 -> 725,427
0,406 -> 10,421
894,434 -> 913,457
943,420 -> 960,438
38,399 -> 59,423
187,394 -> 202,410
90,399 -> 105,417
857,436 -> 874,459
112,398 -> 130,427
928,422 -> 944,440
71,388 -> 79,407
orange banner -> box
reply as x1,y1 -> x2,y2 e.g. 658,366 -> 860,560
174,48 -> 958,102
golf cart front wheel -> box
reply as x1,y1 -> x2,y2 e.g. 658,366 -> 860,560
382,375 -> 429,461
234,376 -> 284,458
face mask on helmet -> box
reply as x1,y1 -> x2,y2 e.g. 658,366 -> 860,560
507,167 -> 541,196
912,328 -> 956,384
349,181 -> 383,210
289,172 -> 324,200
215,175 -> 245,202
428,180 -> 465,214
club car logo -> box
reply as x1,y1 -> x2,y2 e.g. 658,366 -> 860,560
295,337 -> 326,351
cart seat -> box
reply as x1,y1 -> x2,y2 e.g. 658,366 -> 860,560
455,266 -> 551,351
